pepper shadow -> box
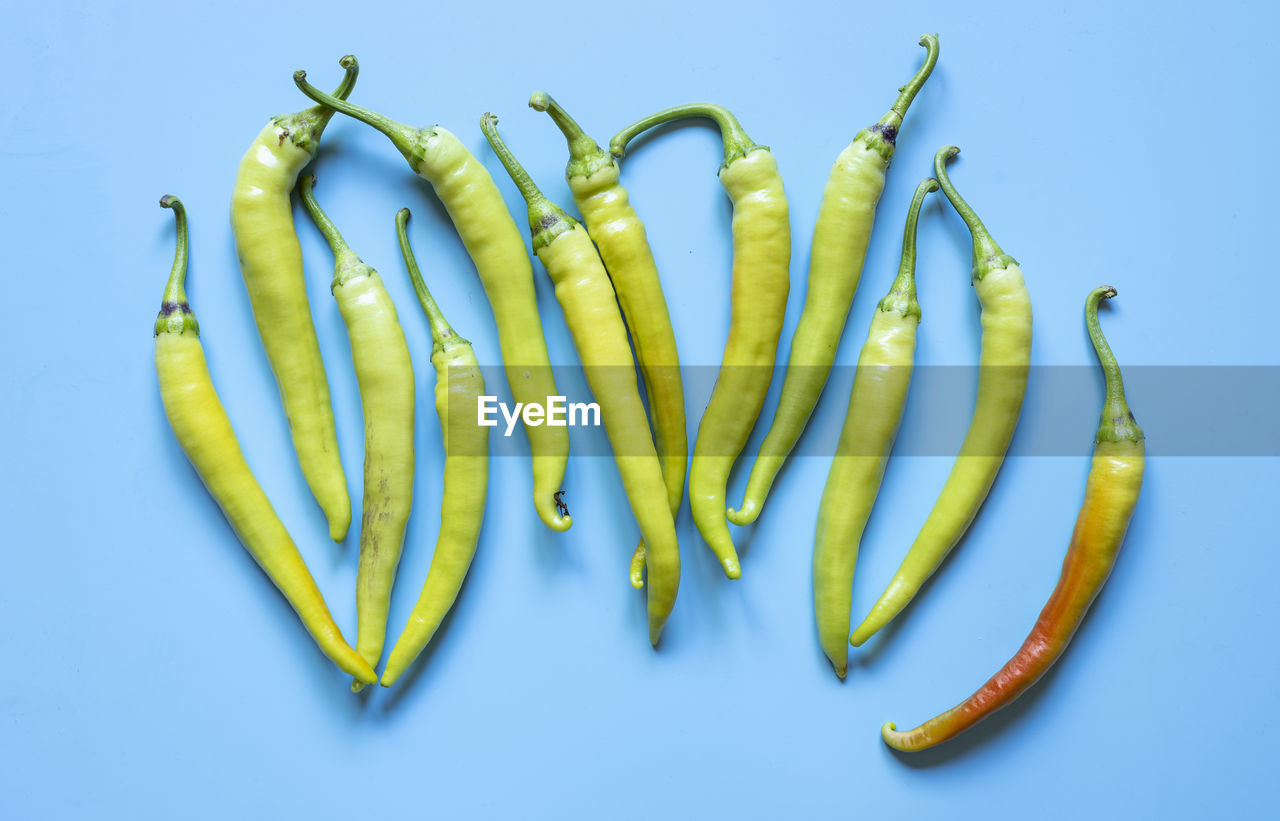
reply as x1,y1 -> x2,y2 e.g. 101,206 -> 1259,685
375,570 -> 475,714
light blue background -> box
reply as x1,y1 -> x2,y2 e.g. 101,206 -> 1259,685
3,0 -> 1277,817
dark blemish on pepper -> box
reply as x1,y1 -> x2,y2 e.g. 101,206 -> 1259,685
869,123 -> 898,145
160,301 -> 191,316
539,213 -> 562,230
278,127 -> 290,147
554,490 -> 569,517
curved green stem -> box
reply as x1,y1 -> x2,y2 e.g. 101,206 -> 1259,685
879,177 -> 939,320
294,66 -> 427,168
883,34 -> 940,125
277,56 -> 359,154
480,113 -> 576,249
297,175 -> 351,260
298,175 -> 370,288
395,208 -> 457,347
610,102 -> 761,168
529,91 -> 614,179
1086,286 -> 1144,444
933,145 -> 1015,280
155,195 -> 198,336
160,196 -> 188,306
859,34 -> 940,161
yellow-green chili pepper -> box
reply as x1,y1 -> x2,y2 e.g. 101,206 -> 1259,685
299,177 -> 415,689
153,196 -> 375,685
813,178 -> 937,678
482,114 -> 680,645
850,146 -> 1032,646
230,59 -> 357,542
294,62 -> 570,533
381,209 -> 489,688
529,92 -> 687,590
611,104 -> 790,580
883,286 -> 1144,751
730,35 -> 939,526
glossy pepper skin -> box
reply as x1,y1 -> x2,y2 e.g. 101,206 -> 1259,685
731,34 -> 939,527
883,286 -> 1144,751
850,146 -> 1032,645
813,178 -> 937,678
483,114 -> 681,644
299,177 -> 415,689
381,209 -> 489,688
230,59 -> 356,542
153,196 -> 375,686
529,92 -> 687,589
612,104 -> 790,580
295,61 -> 570,533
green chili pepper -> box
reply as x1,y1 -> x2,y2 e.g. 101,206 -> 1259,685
850,146 -> 1033,646
483,113 -> 681,644
611,104 -> 790,580
294,61 -> 570,533
730,35 -> 939,526
883,286 -> 1144,750
380,209 -> 489,687
299,177 -> 415,690
813,178 -> 937,678
529,92 -> 687,590
153,196 -> 376,685
230,59 -> 358,542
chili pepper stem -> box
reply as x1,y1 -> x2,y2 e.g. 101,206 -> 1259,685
274,56 -> 358,154
396,209 -> 459,347
933,146 -> 1016,278
155,196 -> 200,338
297,176 -> 368,284
879,178 -> 937,318
857,34 -> 939,161
610,103 -> 763,169
159,196 -> 187,300
883,35 -> 939,126
1086,287 -> 1144,443
294,65 -> 427,167
480,113 -> 577,249
528,92 -> 615,179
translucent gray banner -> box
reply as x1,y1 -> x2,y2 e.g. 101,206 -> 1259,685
432,365 -> 1280,458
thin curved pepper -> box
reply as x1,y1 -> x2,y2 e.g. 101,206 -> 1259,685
294,62 -> 570,532
611,104 -> 790,580
529,91 -> 686,589
482,114 -> 680,644
153,196 -> 375,685
849,146 -> 1032,646
230,58 -> 357,542
299,177 -> 415,689
813,178 -> 937,678
883,286 -> 1144,751
381,209 -> 489,687
730,34 -> 939,526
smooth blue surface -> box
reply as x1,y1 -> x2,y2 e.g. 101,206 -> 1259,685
3,1 -> 1278,817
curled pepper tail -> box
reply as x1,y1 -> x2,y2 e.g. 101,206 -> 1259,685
880,722 -> 926,751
